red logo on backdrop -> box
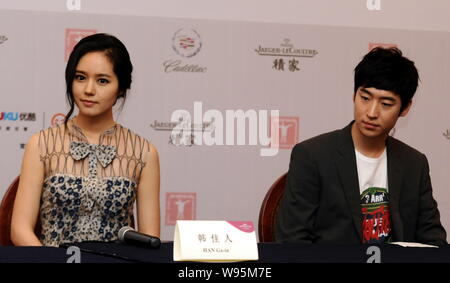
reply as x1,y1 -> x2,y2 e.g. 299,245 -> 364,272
227,221 -> 255,233
369,43 -> 398,51
270,116 -> 299,149
166,193 -> 196,226
51,113 -> 66,127
65,29 -> 97,61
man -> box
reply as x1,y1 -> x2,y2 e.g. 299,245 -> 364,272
276,47 -> 447,246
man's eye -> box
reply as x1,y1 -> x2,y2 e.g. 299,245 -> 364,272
382,103 -> 393,107
361,95 -> 369,101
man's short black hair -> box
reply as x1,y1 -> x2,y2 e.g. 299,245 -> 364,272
354,47 -> 419,113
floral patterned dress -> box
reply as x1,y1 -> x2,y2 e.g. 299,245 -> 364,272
37,119 -> 151,247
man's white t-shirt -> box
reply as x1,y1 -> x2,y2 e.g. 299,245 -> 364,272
355,148 -> 392,243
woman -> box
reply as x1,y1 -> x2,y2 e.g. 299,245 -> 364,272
11,33 -> 160,246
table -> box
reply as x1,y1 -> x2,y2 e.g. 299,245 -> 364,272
1,242 -> 450,263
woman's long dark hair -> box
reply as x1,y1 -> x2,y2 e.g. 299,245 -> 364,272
64,33 -> 133,126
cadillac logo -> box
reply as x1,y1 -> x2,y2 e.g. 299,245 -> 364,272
172,28 -> 202,58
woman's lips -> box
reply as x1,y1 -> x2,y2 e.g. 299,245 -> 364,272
81,100 -> 97,107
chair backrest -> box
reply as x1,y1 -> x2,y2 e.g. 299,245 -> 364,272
258,172 -> 287,242
0,176 -> 41,246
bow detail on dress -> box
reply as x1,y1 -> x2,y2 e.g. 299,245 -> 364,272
69,141 -> 117,177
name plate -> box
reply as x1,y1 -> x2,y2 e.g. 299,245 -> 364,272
173,220 -> 259,262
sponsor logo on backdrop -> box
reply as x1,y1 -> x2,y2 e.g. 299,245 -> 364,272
151,117 -> 214,147
270,116 -> 299,150
444,129 -> 450,139
0,125 -> 29,132
65,29 -> 97,61
66,0 -> 81,11
0,112 -> 36,122
0,35 -> 8,45
0,112 -> 36,133
172,28 -> 202,58
367,0 -> 381,11
166,193 -> 196,226
1,111 -> 40,149
0,111 -> 66,133
255,38 -> 318,72
369,43 -> 397,51
51,113 -> 66,127
151,102 -> 281,156
163,28 -> 207,73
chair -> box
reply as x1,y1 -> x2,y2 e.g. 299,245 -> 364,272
0,176 -> 41,246
258,172 -> 287,242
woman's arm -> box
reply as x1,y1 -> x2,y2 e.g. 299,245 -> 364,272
136,143 -> 161,238
11,133 -> 44,246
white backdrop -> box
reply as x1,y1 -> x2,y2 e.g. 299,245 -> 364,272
0,8 -> 449,241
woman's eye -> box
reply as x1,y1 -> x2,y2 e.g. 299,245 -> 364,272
98,78 -> 109,84
75,75 -> 85,81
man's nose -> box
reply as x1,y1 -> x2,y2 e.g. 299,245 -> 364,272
367,101 -> 379,119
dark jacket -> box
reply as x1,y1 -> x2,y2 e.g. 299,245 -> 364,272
276,121 -> 447,246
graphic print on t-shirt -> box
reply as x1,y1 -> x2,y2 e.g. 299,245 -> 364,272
361,187 -> 391,244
